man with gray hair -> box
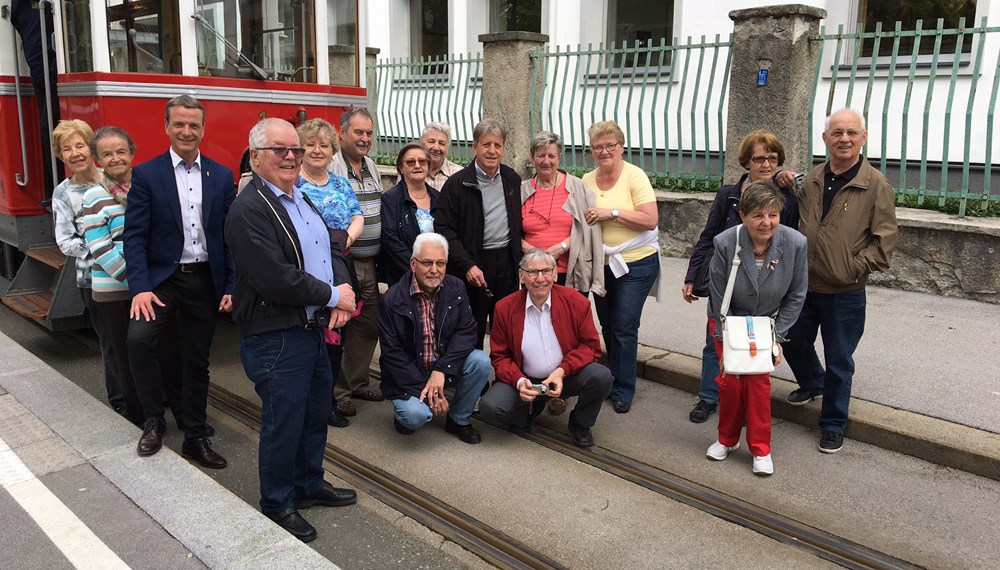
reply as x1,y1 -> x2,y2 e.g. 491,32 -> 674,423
421,122 -> 462,189
776,108 -> 897,454
329,106 -> 386,418
377,232 -> 490,444
434,118 -> 522,348
480,249 -> 612,447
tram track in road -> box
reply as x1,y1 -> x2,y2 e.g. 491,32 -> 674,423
207,384 -> 567,570
213,365 -> 922,570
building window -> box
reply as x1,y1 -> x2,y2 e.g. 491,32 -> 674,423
491,0 -> 541,33
858,0 -> 978,57
193,0 -> 317,82
106,0 -> 182,74
608,0 -> 674,67
412,0 -> 449,59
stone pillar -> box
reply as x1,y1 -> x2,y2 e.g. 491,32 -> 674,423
328,44 -> 358,86
364,47 -> 381,130
725,5 -> 827,181
478,32 -> 549,178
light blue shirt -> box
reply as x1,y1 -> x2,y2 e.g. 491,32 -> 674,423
261,178 -> 338,317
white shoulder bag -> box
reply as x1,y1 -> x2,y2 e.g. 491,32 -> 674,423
719,225 -> 778,375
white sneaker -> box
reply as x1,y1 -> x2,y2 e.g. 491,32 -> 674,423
706,441 -> 739,461
752,454 -> 774,476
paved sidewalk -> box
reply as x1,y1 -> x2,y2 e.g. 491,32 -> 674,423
0,334 -> 335,570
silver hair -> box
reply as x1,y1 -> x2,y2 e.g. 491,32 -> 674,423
472,118 -> 508,144
825,108 -> 867,132
340,106 -> 374,131
529,131 -> 563,157
422,122 -> 452,140
411,232 -> 449,259
248,118 -> 292,150
519,248 -> 556,270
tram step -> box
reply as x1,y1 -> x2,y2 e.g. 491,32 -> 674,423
25,246 -> 66,270
2,291 -> 53,320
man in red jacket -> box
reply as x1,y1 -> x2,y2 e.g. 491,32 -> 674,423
480,249 -> 612,447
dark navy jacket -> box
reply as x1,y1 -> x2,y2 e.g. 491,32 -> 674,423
379,180 -> 440,284
378,271 -> 477,400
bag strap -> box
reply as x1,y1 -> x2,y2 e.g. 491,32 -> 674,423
720,224 -> 743,317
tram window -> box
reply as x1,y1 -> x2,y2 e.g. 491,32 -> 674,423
327,0 -> 359,85
105,1 -> 182,74
194,0 -> 317,82
62,0 -> 94,72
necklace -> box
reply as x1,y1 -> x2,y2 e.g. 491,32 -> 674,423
300,168 -> 328,186
595,162 -> 624,196
534,172 -> 561,190
753,239 -> 772,257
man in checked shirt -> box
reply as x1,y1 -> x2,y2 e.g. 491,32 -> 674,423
377,233 -> 490,444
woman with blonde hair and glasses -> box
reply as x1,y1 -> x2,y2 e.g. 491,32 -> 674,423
583,120 -> 660,414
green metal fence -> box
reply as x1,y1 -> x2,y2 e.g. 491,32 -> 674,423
528,36 -> 732,190
366,54 -> 483,165
810,17 -> 1000,217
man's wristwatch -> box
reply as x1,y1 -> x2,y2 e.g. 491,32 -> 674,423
611,209 -> 620,222
559,241 -> 568,251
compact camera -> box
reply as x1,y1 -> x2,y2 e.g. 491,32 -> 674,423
531,382 -> 557,395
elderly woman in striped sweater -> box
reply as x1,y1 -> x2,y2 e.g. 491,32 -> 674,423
81,125 -> 142,425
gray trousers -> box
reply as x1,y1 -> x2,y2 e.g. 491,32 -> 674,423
479,362 -> 613,429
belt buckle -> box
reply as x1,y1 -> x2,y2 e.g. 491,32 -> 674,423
305,320 -> 318,330
179,264 -> 192,273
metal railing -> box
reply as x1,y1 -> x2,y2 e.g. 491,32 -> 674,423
529,36 -> 732,190
366,54 -> 483,165
810,17 -> 1000,216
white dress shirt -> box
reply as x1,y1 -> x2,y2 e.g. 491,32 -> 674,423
520,293 -> 564,380
170,148 -> 209,263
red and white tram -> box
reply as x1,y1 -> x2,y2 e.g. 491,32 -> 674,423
0,0 -> 367,328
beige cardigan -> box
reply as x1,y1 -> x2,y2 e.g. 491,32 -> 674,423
521,172 -> 606,296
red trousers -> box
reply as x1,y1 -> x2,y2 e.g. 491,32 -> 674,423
708,318 -> 772,456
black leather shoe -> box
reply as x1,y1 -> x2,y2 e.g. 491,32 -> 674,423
689,400 -> 717,423
568,414 -> 594,448
181,437 -> 228,469
445,416 -> 481,444
612,400 -> 632,414
328,411 -> 350,428
137,417 -> 166,456
295,481 -> 357,509
393,418 -> 415,435
268,508 -> 317,543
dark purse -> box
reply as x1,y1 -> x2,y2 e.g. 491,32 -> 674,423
691,197 -> 735,298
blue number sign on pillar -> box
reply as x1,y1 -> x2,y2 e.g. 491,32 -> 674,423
757,69 -> 769,86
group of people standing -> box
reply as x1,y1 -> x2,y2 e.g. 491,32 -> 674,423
49,96 -> 894,542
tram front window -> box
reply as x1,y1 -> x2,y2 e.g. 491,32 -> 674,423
62,1 -> 94,72
105,1 -> 182,74
195,0 -> 317,82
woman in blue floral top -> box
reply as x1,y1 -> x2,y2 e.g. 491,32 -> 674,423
296,118 -> 363,250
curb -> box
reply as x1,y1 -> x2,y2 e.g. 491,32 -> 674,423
633,344 -> 1000,482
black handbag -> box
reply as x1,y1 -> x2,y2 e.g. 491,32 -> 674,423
691,197 -> 736,298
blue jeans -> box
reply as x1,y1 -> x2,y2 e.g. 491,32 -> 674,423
698,317 -> 721,404
391,349 -> 490,430
593,253 -> 658,402
240,326 -> 332,515
781,290 -> 867,434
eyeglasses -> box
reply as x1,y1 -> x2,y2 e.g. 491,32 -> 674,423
520,267 -> 556,278
827,129 -> 864,139
750,155 -> 780,165
414,259 -> 446,269
590,142 -> 621,154
256,146 -> 306,158
404,158 -> 429,167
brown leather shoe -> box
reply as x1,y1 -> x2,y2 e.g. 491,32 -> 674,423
353,389 -> 385,402
137,417 -> 167,456
336,400 -> 357,416
181,437 -> 228,469
547,398 -> 567,416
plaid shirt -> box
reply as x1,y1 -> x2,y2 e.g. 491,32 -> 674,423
410,276 -> 439,370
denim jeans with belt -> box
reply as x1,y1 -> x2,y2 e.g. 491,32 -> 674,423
781,289 -> 867,434
241,325 -> 332,515
593,253 -> 658,402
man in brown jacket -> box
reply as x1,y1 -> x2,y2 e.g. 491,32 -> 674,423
776,108 -> 898,454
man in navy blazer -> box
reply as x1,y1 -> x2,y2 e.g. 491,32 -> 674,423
124,95 -> 234,469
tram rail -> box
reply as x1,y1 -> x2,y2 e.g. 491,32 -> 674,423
208,366 -> 923,570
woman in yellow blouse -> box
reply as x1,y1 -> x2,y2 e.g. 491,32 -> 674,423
583,121 -> 660,414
